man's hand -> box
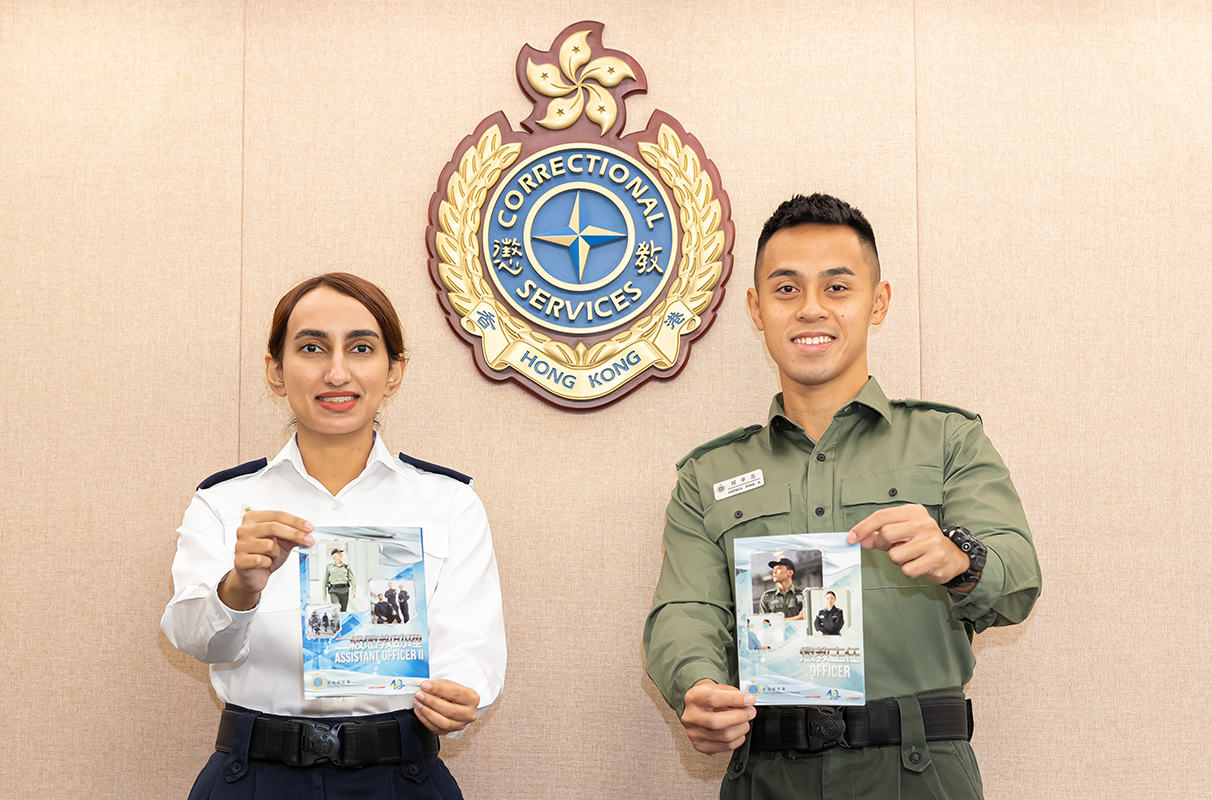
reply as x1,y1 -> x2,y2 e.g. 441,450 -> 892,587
219,510 -> 315,610
681,679 -> 757,754
847,504 -> 970,588
414,680 -> 480,735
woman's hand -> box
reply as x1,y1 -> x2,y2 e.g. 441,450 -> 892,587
218,510 -> 314,610
413,680 -> 480,735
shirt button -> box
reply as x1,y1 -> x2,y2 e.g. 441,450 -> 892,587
888,488 -> 898,497
815,507 -> 825,516
734,510 -> 743,518
331,502 -> 341,510
909,751 -> 922,764
816,453 -> 826,462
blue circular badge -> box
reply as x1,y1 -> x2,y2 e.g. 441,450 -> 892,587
483,144 -> 677,335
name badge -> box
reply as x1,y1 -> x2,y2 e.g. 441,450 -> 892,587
713,469 -> 765,500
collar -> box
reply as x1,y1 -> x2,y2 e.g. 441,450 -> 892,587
269,432 -> 399,487
767,377 -> 893,434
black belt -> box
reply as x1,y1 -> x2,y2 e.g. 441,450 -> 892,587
750,695 -> 973,753
215,706 -> 439,767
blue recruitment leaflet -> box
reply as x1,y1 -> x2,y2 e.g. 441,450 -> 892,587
298,526 -> 428,699
733,533 -> 865,706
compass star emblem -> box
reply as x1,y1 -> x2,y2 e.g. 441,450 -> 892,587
533,191 -> 626,282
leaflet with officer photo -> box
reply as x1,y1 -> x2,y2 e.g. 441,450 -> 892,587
298,527 -> 428,699
734,533 -> 865,706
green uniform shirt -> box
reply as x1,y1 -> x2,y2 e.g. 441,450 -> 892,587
758,584 -> 803,617
324,562 -> 354,592
644,379 -> 1041,718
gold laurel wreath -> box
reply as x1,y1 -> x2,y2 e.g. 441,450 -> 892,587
435,123 -> 725,370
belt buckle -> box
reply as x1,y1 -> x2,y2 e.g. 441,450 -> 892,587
806,706 -> 847,751
299,721 -> 345,766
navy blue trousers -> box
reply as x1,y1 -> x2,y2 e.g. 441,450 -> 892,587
187,709 -> 465,800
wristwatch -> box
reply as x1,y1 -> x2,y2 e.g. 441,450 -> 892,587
942,525 -> 986,588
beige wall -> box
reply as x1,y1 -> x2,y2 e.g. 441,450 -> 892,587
2,2 -> 1208,798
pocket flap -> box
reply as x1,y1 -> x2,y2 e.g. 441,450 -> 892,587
705,482 -> 792,541
421,525 -> 449,559
840,466 -> 943,507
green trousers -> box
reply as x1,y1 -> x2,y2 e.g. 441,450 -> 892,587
723,695 -> 984,800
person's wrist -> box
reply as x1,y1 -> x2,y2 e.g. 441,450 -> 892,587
942,525 -> 986,589
218,570 -> 260,611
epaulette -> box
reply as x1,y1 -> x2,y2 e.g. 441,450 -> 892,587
398,454 -> 472,485
676,425 -> 764,469
197,458 -> 268,490
891,398 -> 981,421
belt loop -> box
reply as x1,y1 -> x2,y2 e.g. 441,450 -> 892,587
726,735 -> 751,781
222,709 -> 258,784
394,710 -> 430,784
725,725 -> 753,781
895,696 -> 931,774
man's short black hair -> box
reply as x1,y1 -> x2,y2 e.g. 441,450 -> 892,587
754,193 -> 880,285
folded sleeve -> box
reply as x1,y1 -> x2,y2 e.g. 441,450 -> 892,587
941,417 -> 1043,633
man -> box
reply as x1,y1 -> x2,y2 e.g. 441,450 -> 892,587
644,194 -> 1041,798
745,619 -> 764,651
385,581 -> 402,623
323,548 -> 355,612
814,591 -> 844,636
373,593 -> 395,625
759,557 -> 803,620
398,587 -> 411,623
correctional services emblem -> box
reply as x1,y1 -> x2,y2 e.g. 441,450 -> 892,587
427,21 -> 733,410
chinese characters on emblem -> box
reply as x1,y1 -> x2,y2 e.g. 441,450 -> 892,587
475,309 -> 497,331
492,238 -> 524,276
634,240 -> 663,274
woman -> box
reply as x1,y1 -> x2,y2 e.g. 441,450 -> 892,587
162,273 -> 506,799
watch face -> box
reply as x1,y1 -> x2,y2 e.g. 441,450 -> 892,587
943,526 -> 985,587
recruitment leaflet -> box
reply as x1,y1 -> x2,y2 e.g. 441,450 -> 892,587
733,533 -> 865,706
298,526 -> 428,699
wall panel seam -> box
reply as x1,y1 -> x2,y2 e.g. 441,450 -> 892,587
913,0 -> 924,397
238,0 -> 247,462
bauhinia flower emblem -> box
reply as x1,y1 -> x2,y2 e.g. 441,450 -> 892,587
526,30 -> 636,135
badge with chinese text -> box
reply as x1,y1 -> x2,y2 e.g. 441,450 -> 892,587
428,21 -> 733,410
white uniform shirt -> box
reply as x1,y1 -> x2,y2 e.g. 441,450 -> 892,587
161,434 -> 506,723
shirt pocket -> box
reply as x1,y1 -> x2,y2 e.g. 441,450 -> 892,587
704,482 -> 793,553
840,466 -> 943,590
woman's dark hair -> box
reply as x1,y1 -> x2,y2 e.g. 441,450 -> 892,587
267,272 -> 406,364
